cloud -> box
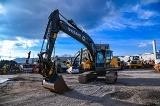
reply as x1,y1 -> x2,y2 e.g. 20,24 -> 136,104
0,0 -> 123,39
139,10 -> 157,19
0,0 -> 159,40
95,20 -> 125,31
58,33 -> 70,38
0,4 -> 6,15
0,4 -> 3,14
141,0 -> 160,5
0,37 -> 39,58
132,4 -> 158,20
137,40 -> 158,48
16,37 -> 39,48
138,43 -> 147,47
127,20 -> 155,29
91,1 -> 159,31
94,14 -> 156,31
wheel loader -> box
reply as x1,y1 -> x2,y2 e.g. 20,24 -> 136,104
129,55 -> 144,68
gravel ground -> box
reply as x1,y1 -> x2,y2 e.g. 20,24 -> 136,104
0,68 -> 160,106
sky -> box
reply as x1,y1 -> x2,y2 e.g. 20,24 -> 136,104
0,0 -> 160,60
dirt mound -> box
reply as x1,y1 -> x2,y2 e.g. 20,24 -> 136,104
111,91 -> 134,100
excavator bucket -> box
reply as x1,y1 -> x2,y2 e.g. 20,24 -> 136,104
42,75 -> 72,93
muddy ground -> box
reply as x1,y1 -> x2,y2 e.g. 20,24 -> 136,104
0,69 -> 160,106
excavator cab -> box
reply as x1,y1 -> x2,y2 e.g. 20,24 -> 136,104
95,49 -> 113,74
94,44 -> 120,84
96,49 -> 113,67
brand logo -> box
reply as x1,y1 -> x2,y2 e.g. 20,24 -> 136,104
68,27 -> 81,37
82,36 -> 85,41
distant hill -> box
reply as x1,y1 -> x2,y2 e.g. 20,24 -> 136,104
13,56 -> 74,64
13,58 -> 38,64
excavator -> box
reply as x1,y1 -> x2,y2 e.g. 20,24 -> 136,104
23,51 -> 34,73
38,9 -> 123,93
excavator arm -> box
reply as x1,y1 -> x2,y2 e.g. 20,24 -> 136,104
26,51 -> 31,65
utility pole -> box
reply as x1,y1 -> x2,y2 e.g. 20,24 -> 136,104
32,54 -> 34,63
54,46 -> 55,58
9,52 -> 11,61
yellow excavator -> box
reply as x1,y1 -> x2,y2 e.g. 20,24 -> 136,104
38,9 -> 123,93
71,47 -> 123,73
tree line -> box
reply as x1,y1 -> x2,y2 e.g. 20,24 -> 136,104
0,60 -> 17,68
